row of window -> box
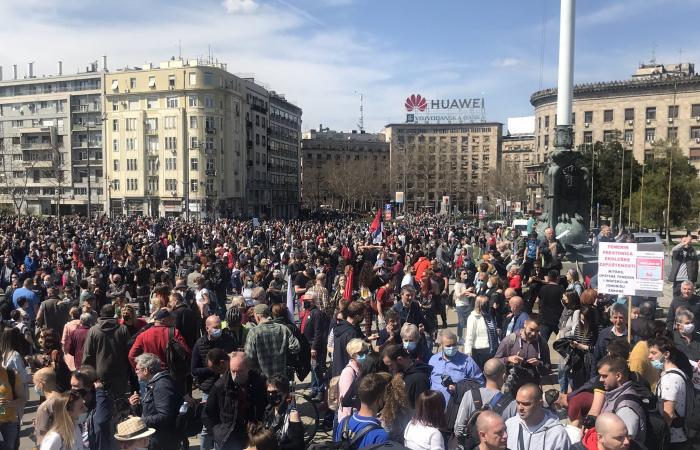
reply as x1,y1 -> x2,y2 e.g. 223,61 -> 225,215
113,178 -> 214,193
112,116 -> 220,132
539,104 -> 700,129
113,157 -> 217,171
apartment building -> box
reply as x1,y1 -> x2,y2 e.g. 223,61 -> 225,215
0,61 -> 105,215
104,58 -> 247,218
269,92 -> 301,218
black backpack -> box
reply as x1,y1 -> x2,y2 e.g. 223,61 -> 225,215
460,389 -> 514,450
175,394 -> 204,438
445,378 -> 483,432
166,327 -> 190,380
612,383 -> 669,450
308,417 -> 381,450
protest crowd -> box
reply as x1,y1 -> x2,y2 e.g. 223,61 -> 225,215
0,212 -> 696,450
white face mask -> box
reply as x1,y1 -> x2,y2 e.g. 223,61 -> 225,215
682,323 -> 696,335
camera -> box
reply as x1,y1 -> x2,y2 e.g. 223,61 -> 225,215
440,374 -> 454,388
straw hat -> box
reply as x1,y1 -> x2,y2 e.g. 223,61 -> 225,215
114,416 -> 155,441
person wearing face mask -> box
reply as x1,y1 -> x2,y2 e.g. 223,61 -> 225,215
262,374 -> 304,450
191,315 -> 237,405
381,344 -> 431,408
648,337 -> 696,449
672,308 -> 700,361
429,330 -> 485,406
204,352 -> 267,450
39,390 -> 89,450
337,339 -> 370,422
113,416 -> 155,450
399,323 -> 433,364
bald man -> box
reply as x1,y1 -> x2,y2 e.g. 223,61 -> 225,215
455,358 -> 517,440
505,383 -> 570,450
502,295 -> 529,339
477,411 -> 508,450
191,315 -> 237,396
572,412 -> 638,450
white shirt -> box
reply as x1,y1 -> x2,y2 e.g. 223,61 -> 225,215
40,426 -> 85,450
401,273 -> 414,288
453,282 -> 468,307
403,421 -> 445,450
657,369 -> 688,443
464,312 -> 490,354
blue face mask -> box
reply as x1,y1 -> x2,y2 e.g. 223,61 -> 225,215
443,346 -> 457,357
651,357 -> 665,370
403,341 -> 417,352
356,353 -> 367,362
34,385 -> 44,397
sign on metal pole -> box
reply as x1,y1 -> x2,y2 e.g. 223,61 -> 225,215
395,191 -> 404,204
476,196 -> 483,205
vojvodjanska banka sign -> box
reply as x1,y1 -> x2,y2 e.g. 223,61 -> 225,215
404,94 -> 485,124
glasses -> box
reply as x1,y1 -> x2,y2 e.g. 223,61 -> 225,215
135,367 -> 147,373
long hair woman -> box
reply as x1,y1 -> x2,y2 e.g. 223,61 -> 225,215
403,390 -> 447,450
464,295 -> 499,369
569,304 -> 600,390
379,373 -> 412,444
40,390 -> 88,450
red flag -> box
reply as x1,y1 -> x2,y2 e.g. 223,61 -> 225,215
369,208 -> 382,233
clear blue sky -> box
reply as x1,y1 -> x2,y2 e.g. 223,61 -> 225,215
1,0 -> 698,132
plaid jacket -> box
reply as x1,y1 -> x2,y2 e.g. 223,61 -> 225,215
244,320 -> 300,378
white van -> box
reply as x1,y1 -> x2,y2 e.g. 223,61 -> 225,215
512,219 -> 529,237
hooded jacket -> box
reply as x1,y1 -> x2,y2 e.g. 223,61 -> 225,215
601,380 -> 646,443
402,361 -> 432,408
82,317 -> 131,395
505,409 -> 571,450
331,319 -> 364,377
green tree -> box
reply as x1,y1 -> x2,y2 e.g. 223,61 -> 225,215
627,140 -> 700,230
577,136 -> 642,229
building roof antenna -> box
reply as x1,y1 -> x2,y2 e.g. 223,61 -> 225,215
355,91 -> 364,132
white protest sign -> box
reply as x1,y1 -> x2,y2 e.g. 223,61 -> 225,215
598,242 -> 637,296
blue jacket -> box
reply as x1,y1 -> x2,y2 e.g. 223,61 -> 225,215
501,311 -> 529,339
87,388 -> 115,450
429,351 -> 485,405
334,413 -> 389,448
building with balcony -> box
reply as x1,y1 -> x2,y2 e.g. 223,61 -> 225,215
104,58 -> 247,217
301,128 -> 389,209
242,79 -> 270,217
0,63 -> 104,215
384,122 -> 502,213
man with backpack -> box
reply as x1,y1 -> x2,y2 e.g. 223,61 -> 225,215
597,356 -> 647,444
454,358 -> 517,446
330,373 -> 390,449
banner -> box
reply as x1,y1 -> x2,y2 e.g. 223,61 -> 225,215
383,203 -> 392,221
598,242 -> 664,297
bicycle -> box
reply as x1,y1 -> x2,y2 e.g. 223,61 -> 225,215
287,366 -> 320,445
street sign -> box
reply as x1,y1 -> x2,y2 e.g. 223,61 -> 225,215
384,203 -> 393,220
395,191 -> 404,204
476,196 -> 483,204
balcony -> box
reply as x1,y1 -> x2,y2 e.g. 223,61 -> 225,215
205,127 -> 216,135
71,105 -> 101,113
145,129 -> 158,136
21,142 -> 53,150
23,159 -> 54,168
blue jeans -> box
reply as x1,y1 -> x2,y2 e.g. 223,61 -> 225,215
0,422 -> 18,450
456,306 -> 470,340
200,393 -> 214,450
558,364 -> 570,393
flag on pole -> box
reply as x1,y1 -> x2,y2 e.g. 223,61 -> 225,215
369,208 -> 383,244
286,274 -> 295,322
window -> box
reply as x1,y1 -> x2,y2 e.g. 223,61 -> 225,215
205,116 -> 215,130
544,116 -> 549,129
190,137 -> 199,149
112,119 -> 119,131
189,96 -> 198,107
624,108 -> 635,121
126,159 -> 137,170
167,97 -> 178,108
129,78 -> 136,89
603,109 -> 614,122
691,127 -> 700,140
148,76 -> 156,88
165,179 -> 177,191
165,158 -> 177,170
128,99 -> 139,110
145,118 -> 158,131
571,112 -> 575,125
584,111 -> 593,123
190,179 -> 198,192
645,107 -> 656,120
645,128 -> 655,143
126,138 -> 137,151
668,105 -> 679,119
189,73 -> 197,85
168,75 -> 176,88
603,130 -> 616,142
544,135 -> 549,147
624,129 -> 634,143
190,158 -> 198,170
205,95 -> 214,108
127,179 -> 138,190
112,139 -> 119,152
206,178 -> 214,194
126,118 -> 137,131
112,102 -> 118,111
189,116 -> 198,129
164,116 -> 176,129
668,127 -> 678,140
692,104 -> 700,118
206,137 -> 214,151
203,72 -> 213,85
165,137 -> 177,150
583,131 -> 593,144
147,98 -> 158,109
147,136 -> 158,151
112,180 -> 120,191
113,160 -> 119,171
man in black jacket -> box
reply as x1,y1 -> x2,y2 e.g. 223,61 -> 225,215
204,352 -> 267,450
300,292 -> 329,401
170,289 -> 200,350
129,353 -> 183,450
191,315 -> 237,394
331,301 -> 366,377
381,344 -> 431,408
669,235 -> 698,297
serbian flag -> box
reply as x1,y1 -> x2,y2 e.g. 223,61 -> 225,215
286,274 -> 295,322
369,208 -> 383,244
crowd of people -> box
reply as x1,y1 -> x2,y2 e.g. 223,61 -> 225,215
0,213 -> 696,450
